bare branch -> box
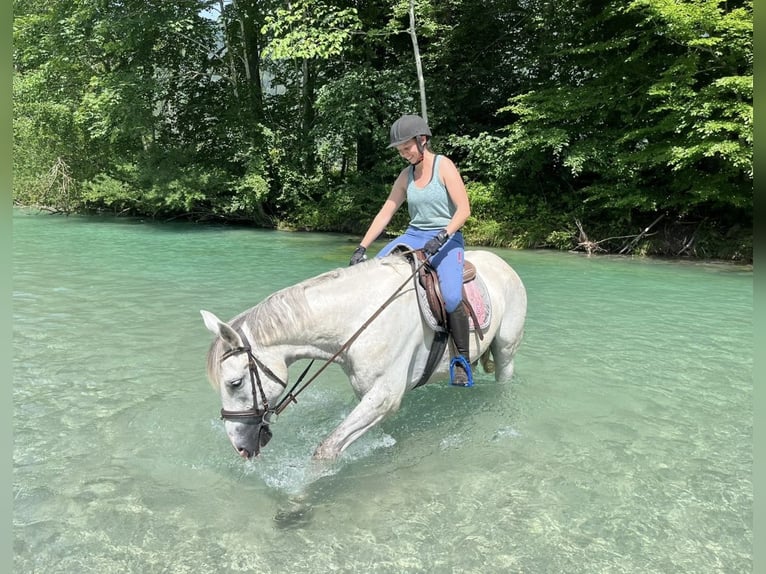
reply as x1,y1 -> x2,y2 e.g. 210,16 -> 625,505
619,213 -> 665,255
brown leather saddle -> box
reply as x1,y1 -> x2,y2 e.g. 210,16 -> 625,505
394,247 -> 485,387
410,249 -> 484,340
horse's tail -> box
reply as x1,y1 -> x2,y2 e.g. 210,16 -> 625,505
479,348 -> 495,374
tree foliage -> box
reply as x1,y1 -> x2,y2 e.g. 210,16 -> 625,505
13,0 -> 752,260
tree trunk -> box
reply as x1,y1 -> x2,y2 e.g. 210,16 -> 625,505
218,0 -> 239,99
233,0 -> 264,122
409,0 -> 428,122
356,132 -> 376,172
302,59 -> 316,173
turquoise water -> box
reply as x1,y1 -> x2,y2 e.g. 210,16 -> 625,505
13,209 -> 752,573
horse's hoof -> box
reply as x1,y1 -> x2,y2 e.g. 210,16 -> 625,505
274,500 -> 313,529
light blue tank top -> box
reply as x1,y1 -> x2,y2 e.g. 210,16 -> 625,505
406,155 -> 455,230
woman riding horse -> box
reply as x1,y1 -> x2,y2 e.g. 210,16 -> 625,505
348,114 -> 474,386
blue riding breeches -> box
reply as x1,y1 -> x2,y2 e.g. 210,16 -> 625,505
376,226 -> 465,313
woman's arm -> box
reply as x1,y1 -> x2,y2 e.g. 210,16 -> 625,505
439,157 -> 471,236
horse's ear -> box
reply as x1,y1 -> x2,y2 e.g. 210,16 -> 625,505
200,310 -> 243,349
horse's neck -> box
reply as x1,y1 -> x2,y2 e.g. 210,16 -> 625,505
248,260 -> 406,362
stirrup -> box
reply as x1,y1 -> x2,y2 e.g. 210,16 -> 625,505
449,356 -> 474,387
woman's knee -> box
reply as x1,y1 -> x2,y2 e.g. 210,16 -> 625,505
443,293 -> 463,313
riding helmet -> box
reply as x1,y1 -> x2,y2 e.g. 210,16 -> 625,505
388,114 -> 432,148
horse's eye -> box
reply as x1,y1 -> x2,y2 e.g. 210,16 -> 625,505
228,378 -> 243,389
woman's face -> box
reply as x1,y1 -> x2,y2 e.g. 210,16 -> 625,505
395,138 -> 423,164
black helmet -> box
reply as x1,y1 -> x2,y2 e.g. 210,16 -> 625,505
388,115 -> 432,148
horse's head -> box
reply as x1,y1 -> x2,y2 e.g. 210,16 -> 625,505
201,310 -> 286,459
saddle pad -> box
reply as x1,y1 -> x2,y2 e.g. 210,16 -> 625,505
415,267 -> 492,333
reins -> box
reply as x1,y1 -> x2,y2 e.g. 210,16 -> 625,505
218,250 -> 430,425
271,249 -> 429,416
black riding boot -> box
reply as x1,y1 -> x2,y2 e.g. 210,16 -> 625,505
447,305 -> 473,387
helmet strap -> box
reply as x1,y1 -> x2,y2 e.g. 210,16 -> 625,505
413,136 -> 426,165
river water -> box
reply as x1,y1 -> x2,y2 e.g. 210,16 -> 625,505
12,209 -> 752,573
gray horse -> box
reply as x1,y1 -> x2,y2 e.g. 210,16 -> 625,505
201,250 -> 526,461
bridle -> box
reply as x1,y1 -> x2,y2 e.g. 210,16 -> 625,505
218,341 -> 288,449
216,250 -> 432,435
218,342 -> 287,424
217,327 -> 317,426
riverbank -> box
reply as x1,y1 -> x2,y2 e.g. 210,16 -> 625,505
15,203 -> 753,265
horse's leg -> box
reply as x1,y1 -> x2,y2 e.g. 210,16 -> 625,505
312,376 -> 406,461
491,342 -> 518,382
490,286 -> 527,382
479,349 -> 495,374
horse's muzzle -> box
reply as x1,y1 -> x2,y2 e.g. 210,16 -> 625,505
232,423 -> 272,459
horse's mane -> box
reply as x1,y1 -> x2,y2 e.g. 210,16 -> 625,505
205,256 -> 410,387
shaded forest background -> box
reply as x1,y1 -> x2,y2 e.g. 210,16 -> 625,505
13,0 -> 753,261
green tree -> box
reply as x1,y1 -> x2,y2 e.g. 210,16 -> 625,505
456,0 -> 751,234
13,0 -> 752,259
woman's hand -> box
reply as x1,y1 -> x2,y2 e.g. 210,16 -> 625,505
349,245 -> 367,266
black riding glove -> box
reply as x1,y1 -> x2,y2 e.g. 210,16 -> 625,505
349,245 -> 367,266
423,229 -> 450,256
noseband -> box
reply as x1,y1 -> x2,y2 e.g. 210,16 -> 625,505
218,343 -> 287,424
